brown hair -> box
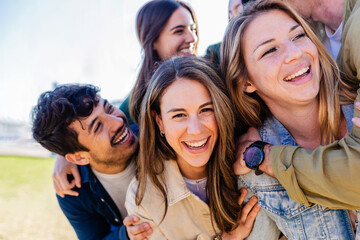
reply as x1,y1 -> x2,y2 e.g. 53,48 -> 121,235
221,0 -> 353,144
137,56 -> 240,233
129,0 -> 199,125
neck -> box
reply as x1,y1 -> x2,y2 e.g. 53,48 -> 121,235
326,0 -> 344,32
267,100 -> 321,149
91,155 -> 134,174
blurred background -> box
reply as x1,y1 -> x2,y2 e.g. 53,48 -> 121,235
0,0 -> 228,239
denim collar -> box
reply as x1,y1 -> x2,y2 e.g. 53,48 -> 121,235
259,104 -> 354,145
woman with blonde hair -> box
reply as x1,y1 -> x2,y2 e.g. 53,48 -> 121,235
125,56 -> 260,239
221,0 -> 356,239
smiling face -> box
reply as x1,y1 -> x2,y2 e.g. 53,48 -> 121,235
242,9 -> 320,110
69,97 -> 138,173
155,78 -> 218,180
153,6 -> 198,60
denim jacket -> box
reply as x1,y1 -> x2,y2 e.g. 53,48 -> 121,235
238,105 -> 355,240
57,165 -> 129,240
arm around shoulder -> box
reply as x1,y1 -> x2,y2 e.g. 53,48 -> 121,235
270,89 -> 360,209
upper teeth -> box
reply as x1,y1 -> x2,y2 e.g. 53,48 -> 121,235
114,127 -> 129,144
185,138 -> 207,148
284,66 -> 309,81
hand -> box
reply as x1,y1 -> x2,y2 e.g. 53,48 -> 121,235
53,154 -> 81,198
234,127 -> 261,175
124,215 -> 152,240
222,188 -> 260,240
352,101 -> 360,127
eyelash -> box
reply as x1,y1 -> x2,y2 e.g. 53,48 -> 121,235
261,32 -> 306,58
94,122 -> 101,133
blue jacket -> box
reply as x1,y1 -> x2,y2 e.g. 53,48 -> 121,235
57,164 -> 129,240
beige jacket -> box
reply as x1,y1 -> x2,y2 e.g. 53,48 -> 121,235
125,160 -> 219,240
337,0 -> 360,92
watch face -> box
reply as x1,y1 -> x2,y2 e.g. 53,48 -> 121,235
244,147 -> 263,167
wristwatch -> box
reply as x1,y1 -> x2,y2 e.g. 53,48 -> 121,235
243,141 -> 268,175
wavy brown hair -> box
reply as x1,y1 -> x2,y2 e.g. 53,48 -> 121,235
136,56 -> 240,233
129,0 -> 198,125
221,0 -> 353,144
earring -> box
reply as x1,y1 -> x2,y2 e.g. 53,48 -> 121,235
160,131 -> 165,137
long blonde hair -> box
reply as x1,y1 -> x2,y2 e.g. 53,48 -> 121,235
221,0 -> 353,144
136,56 -> 240,233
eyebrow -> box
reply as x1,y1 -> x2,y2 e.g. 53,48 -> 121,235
253,24 -> 301,53
170,25 -> 185,31
88,99 -> 108,134
167,101 -> 213,113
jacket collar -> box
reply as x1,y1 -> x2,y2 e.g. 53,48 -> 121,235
163,160 -> 192,205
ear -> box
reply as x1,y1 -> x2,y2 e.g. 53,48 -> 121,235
153,111 -> 164,133
243,80 -> 257,93
65,152 -> 90,165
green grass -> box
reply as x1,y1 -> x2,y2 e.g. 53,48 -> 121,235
0,156 -> 77,240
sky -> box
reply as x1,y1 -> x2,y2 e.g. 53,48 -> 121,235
0,0 -> 228,123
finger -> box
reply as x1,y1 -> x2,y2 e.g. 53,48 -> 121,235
238,188 -> 248,206
123,215 -> 140,226
127,222 -> 151,236
352,117 -> 360,127
240,196 -> 258,222
58,171 -> 75,192
69,165 -> 81,188
53,181 -> 65,198
243,203 -> 261,228
355,101 -> 360,110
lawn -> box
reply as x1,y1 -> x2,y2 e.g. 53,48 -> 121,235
0,156 -> 77,240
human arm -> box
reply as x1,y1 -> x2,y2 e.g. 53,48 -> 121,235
234,97 -> 360,209
270,94 -> 360,209
53,154 -> 81,198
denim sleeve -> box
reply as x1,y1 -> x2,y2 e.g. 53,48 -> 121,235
270,88 -> 360,209
57,194 -> 129,240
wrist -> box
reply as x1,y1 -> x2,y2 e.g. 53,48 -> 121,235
258,144 -> 275,177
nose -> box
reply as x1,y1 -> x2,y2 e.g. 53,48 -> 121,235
284,41 -> 302,63
185,27 -> 197,44
187,115 -> 203,135
106,114 -> 124,133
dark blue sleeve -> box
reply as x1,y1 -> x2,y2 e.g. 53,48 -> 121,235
57,194 -> 129,240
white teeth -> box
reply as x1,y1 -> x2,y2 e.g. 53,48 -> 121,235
114,127 -> 129,145
284,66 -> 309,81
185,138 -> 208,148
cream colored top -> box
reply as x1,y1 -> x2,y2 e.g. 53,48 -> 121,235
125,160 -> 219,240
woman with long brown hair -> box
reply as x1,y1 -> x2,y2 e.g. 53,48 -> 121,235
222,0 -> 356,239
125,56 -> 260,239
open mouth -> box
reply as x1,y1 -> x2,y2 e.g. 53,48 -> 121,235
284,66 -> 310,81
183,137 -> 209,150
111,125 -> 131,146
178,48 -> 193,56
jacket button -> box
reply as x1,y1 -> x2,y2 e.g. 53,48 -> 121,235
101,198 -> 105,202
115,218 -> 119,222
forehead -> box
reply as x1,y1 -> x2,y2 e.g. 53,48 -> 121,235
244,9 -> 298,44
160,78 -> 211,110
164,6 -> 194,29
